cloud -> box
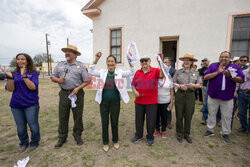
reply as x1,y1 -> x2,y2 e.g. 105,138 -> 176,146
0,0 -> 93,65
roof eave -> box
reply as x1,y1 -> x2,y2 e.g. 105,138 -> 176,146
82,8 -> 102,19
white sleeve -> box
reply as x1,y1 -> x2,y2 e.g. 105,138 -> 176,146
88,64 -> 101,77
121,67 -> 135,78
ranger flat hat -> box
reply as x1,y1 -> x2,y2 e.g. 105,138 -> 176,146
179,53 -> 197,62
61,45 -> 81,56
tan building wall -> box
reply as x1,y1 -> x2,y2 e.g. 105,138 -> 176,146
83,0 -> 250,70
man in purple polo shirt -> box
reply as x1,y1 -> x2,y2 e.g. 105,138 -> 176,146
203,51 -> 244,144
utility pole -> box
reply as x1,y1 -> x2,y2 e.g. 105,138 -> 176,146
45,33 -> 50,75
67,38 -> 69,46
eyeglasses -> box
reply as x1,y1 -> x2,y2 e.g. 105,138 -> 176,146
240,59 -> 247,62
140,59 -> 148,63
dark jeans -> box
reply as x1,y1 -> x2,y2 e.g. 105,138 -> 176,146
175,90 -> 195,137
11,103 -> 40,147
156,103 -> 170,132
238,91 -> 250,131
100,100 -> 120,145
135,103 -> 157,140
58,89 -> 84,141
167,110 -> 172,125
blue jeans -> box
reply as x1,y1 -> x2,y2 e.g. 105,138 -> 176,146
11,103 -> 40,147
238,91 -> 250,131
202,84 -> 221,122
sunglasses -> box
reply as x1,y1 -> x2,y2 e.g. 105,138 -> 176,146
140,59 -> 149,63
240,59 -> 247,62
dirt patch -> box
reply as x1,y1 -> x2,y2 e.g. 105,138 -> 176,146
0,79 -> 249,167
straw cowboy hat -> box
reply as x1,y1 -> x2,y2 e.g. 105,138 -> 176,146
179,53 -> 197,62
61,45 -> 81,56
232,57 -> 239,61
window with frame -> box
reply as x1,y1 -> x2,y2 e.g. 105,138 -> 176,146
231,16 -> 250,59
110,28 -> 122,63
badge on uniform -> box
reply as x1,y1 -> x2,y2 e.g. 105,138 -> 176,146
77,66 -> 80,69
192,73 -> 196,76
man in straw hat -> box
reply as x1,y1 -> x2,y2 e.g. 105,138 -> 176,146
232,57 -> 240,66
203,51 -> 244,144
51,45 -> 90,148
173,53 -> 202,143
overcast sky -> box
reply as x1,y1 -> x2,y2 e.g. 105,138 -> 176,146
0,0 -> 93,66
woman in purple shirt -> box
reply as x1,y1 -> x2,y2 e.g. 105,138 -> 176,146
1,53 -> 40,153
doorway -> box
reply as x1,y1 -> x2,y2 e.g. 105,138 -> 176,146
160,37 -> 179,69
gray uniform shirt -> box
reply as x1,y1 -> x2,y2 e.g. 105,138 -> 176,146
173,68 -> 202,91
51,60 -> 89,90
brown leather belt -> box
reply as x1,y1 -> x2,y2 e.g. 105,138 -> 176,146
61,88 -> 74,92
178,89 -> 194,93
239,89 -> 250,94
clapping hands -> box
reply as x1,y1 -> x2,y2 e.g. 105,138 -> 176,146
0,65 -> 13,78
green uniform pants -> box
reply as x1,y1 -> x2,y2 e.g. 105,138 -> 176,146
175,90 -> 195,137
100,100 -> 120,145
58,89 -> 84,141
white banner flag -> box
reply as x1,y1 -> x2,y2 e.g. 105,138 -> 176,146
126,42 -> 140,66
156,54 -> 172,85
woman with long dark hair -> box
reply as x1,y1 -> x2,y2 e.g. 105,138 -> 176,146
88,52 -> 135,152
0,53 -> 40,153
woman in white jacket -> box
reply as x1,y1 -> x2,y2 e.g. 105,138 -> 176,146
88,52 -> 135,152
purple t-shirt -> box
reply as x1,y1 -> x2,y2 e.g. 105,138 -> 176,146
204,62 -> 244,101
9,71 -> 39,108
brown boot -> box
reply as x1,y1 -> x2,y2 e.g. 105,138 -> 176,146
27,146 -> 38,152
201,119 -> 207,125
55,139 -> 66,148
75,138 -> 83,146
19,146 -> 28,153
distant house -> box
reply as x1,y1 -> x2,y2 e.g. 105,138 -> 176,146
82,0 -> 250,70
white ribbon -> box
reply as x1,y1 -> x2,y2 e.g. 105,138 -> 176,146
14,156 -> 29,167
221,74 -> 226,91
126,42 -> 140,66
156,54 -> 172,85
68,94 -> 77,108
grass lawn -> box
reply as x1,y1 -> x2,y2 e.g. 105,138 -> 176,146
0,78 -> 249,167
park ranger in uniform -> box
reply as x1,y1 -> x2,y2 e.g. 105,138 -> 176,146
51,45 -> 90,148
173,53 -> 202,144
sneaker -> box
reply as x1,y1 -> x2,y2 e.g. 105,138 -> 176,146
221,134 -> 231,144
203,130 -> 214,137
147,139 -> 154,146
161,132 -> 167,139
114,143 -> 120,150
131,136 -> 142,143
237,128 -> 247,133
103,145 -> 109,152
153,130 -> 160,136
177,136 -> 183,143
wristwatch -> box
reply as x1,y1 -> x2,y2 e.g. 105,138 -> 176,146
22,75 -> 28,78
6,75 -> 14,79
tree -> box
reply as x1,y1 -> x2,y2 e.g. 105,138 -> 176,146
33,54 -> 54,67
9,57 -> 16,67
